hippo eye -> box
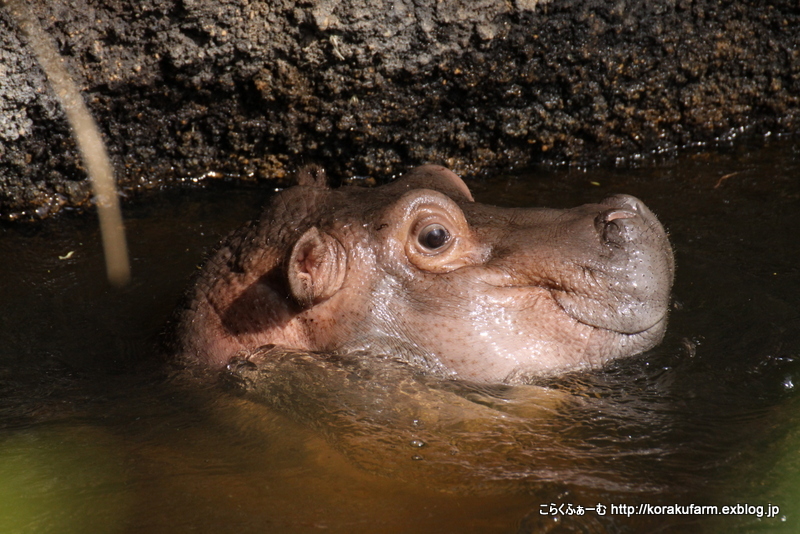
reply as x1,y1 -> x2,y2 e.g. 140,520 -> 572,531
418,224 -> 450,250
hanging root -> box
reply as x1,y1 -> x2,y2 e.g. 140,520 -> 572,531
3,0 -> 130,286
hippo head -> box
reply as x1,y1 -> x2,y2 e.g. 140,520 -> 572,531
175,165 -> 674,384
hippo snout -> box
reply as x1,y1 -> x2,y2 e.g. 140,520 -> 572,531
552,193 -> 674,338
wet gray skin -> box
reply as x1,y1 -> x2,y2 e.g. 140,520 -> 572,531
175,165 -> 674,384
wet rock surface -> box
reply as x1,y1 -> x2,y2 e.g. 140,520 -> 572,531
1,0 -> 799,220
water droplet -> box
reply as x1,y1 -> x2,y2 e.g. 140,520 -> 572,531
410,439 -> 425,448
411,454 -> 423,461
782,376 -> 795,391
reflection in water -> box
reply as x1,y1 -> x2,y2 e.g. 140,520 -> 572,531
0,138 -> 799,533
224,346 -> 685,496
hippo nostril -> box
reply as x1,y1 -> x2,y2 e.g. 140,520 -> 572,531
601,208 -> 637,223
596,207 -> 638,245
601,194 -> 643,213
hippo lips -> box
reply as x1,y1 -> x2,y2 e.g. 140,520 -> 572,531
551,292 -> 669,337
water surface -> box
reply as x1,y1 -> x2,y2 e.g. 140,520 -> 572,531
1,137 -> 799,533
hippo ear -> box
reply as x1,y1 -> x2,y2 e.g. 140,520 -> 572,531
296,165 -> 328,188
396,165 -> 474,202
287,227 -> 346,308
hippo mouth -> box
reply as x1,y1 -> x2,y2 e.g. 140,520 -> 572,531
549,194 -> 674,337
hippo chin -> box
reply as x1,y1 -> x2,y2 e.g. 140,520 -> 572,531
174,165 -> 674,384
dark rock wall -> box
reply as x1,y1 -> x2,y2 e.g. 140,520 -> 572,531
1,0 -> 798,220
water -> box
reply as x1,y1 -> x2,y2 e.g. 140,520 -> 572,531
1,137 -> 799,533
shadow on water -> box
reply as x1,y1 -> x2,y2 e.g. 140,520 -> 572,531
1,137 -> 799,533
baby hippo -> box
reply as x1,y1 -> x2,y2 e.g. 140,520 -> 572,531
175,165 -> 674,384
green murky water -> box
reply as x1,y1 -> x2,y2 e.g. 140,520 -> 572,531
1,137 -> 799,533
